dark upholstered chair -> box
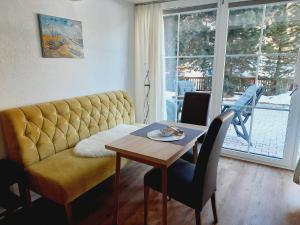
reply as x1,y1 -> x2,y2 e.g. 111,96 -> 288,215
180,92 -> 211,125
144,111 -> 234,225
180,92 -> 211,163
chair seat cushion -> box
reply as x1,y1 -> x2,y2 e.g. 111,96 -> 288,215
74,124 -> 140,157
181,144 -> 202,163
26,149 -> 128,204
144,159 -> 196,208
180,149 -> 194,163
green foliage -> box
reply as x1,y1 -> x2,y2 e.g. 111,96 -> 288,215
179,11 -> 216,56
164,16 -> 178,56
227,7 -> 263,54
164,2 -> 300,96
225,3 -> 300,95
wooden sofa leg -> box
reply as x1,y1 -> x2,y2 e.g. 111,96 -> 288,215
64,203 -> 73,225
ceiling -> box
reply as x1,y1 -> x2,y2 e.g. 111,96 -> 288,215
126,0 -> 155,3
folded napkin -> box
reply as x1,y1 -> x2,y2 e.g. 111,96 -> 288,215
74,124 -> 140,157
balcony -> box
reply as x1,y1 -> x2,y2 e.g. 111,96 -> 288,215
166,76 -> 292,159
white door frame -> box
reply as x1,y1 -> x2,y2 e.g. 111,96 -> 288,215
213,0 -> 300,170
289,54 -> 300,169
162,0 -> 300,170
221,60 -> 300,170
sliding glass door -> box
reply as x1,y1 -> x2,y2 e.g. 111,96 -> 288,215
221,1 -> 300,167
164,7 -> 217,122
162,0 -> 300,169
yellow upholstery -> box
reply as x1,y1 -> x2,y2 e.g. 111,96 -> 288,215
0,90 -> 135,204
26,148 -> 128,204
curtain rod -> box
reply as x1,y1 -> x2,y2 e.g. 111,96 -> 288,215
135,0 -> 178,6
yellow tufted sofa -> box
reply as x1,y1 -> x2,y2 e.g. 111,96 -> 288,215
0,90 -> 135,224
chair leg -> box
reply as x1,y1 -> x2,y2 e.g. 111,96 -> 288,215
195,210 -> 202,225
64,203 -> 73,225
211,193 -> 218,224
193,144 -> 198,164
144,185 -> 149,225
18,183 -> 32,208
237,114 -> 250,143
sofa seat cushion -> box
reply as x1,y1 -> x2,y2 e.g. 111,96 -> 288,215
25,148 -> 127,204
133,123 -> 146,128
74,124 -> 140,157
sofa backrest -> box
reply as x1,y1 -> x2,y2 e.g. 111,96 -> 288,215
0,91 -> 135,167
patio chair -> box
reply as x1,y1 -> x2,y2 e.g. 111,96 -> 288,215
166,99 -> 177,121
177,80 -> 196,117
178,79 -> 196,96
222,84 -> 264,143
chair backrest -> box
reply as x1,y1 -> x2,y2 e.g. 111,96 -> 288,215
0,91 -> 135,167
230,84 -> 264,112
192,110 -> 234,209
255,85 -> 264,104
180,92 -> 211,126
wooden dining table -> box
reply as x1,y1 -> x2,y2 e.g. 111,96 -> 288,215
105,121 -> 208,225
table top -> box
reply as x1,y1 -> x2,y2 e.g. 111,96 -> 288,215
105,121 -> 207,167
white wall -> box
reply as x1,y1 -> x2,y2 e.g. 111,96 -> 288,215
0,0 -> 134,158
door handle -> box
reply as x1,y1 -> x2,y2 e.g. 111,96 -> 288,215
290,85 -> 299,96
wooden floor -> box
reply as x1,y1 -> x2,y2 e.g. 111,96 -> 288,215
1,157 -> 300,225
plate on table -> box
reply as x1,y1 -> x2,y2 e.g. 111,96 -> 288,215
147,130 -> 185,142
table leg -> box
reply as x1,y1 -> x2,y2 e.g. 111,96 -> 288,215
162,166 -> 168,225
193,142 -> 198,164
113,153 -> 121,225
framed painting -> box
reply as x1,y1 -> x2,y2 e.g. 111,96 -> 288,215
38,14 -> 84,58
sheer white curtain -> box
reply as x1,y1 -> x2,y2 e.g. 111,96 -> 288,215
134,3 -> 165,123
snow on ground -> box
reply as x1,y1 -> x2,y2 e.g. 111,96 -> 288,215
169,90 -> 292,106
223,91 -> 292,105
224,108 -> 288,158
259,91 -> 291,105
166,90 -> 291,158
223,92 -> 291,158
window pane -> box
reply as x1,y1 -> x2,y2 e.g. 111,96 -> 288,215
259,56 -> 296,98
262,3 -> 300,54
165,58 -> 178,121
222,56 -> 257,153
249,107 -> 288,158
224,56 -> 258,96
179,10 -> 216,56
164,9 -> 217,122
222,2 -> 300,159
165,58 -> 177,92
227,7 -> 263,54
178,57 -> 213,92
249,55 -> 296,157
166,98 -> 178,121
164,15 -> 178,57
